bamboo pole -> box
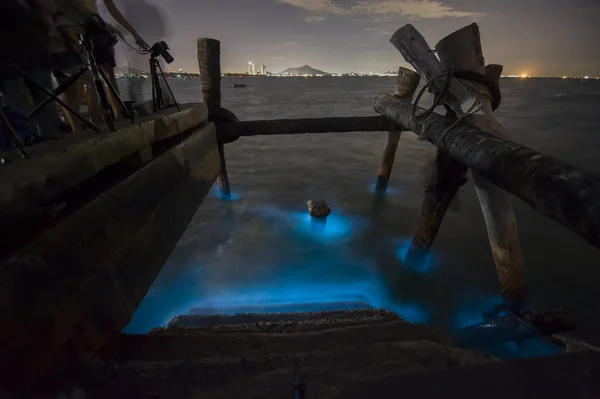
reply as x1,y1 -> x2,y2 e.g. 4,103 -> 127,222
435,24 -> 525,304
373,94 -> 600,254
215,116 -> 394,139
374,68 -> 420,195
197,38 -> 231,199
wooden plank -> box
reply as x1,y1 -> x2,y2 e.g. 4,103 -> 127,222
0,122 -> 220,380
373,94 -> 600,251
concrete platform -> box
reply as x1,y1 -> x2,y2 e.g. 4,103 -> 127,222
0,103 -> 207,219
0,107 -> 219,381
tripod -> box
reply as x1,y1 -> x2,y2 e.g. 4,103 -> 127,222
27,31 -> 134,132
149,56 -> 180,113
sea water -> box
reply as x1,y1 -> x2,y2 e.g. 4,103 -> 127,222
121,76 -> 600,358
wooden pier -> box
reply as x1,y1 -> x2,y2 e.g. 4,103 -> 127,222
1,22 -> 600,397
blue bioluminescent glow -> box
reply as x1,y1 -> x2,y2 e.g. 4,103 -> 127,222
189,301 -> 374,315
394,237 -> 435,274
471,337 -> 562,360
124,277 -> 386,333
387,301 -> 429,324
209,184 -> 242,201
450,294 -> 563,359
508,338 -> 561,358
186,281 -> 380,312
124,195 -> 561,362
453,295 -> 506,329
254,205 -> 367,242
123,267 -> 202,333
367,183 -> 403,197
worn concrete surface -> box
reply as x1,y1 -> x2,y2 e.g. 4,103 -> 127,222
58,310 -> 497,398
335,350 -> 600,399
0,103 -> 208,218
0,122 -> 219,381
2,308 -> 597,398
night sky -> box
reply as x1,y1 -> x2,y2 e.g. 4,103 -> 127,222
109,0 -> 600,77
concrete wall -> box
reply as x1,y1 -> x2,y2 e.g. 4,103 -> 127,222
0,117 -> 219,380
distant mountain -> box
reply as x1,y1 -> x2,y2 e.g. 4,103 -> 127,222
279,65 -> 328,75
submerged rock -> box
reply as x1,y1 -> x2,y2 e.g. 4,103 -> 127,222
307,200 -> 331,217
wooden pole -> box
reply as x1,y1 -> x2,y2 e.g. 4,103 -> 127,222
374,68 -> 420,195
216,116 -> 394,139
374,94 -> 600,252
197,38 -> 231,199
404,148 -> 468,269
435,24 -> 525,305
404,63 -> 504,271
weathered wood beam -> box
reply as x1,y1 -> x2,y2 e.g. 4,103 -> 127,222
198,38 -> 231,199
390,23 -> 526,304
434,24 -> 525,304
390,24 -> 479,119
216,115 -> 395,139
405,149 -> 468,269
373,94 -> 600,252
374,67 -> 420,195
0,123 -> 220,381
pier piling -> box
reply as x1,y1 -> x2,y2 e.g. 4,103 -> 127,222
396,61 -> 468,270
435,24 -> 526,304
386,23 -> 526,305
374,68 -> 420,195
198,38 -> 232,199
405,146 -> 468,270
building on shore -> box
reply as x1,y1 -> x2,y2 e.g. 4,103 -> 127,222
248,62 -> 255,75
261,64 -> 267,75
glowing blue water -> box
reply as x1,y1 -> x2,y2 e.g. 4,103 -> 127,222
121,77 -> 600,360
367,183 -> 404,197
394,237 -> 435,275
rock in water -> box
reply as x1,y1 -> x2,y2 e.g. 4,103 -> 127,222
307,200 -> 331,217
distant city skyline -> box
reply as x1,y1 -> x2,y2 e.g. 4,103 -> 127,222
104,0 -> 600,78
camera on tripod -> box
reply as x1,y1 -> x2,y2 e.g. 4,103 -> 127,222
82,14 -> 118,51
150,41 -> 174,64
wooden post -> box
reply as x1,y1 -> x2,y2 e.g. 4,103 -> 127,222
197,38 -> 231,199
374,93 -> 600,251
389,23 -> 526,305
374,68 -> 419,195
436,25 -> 525,305
404,66 -> 503,270
404,150 -> 468,269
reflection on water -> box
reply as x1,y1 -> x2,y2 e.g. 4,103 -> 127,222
124,77 -> 600,360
